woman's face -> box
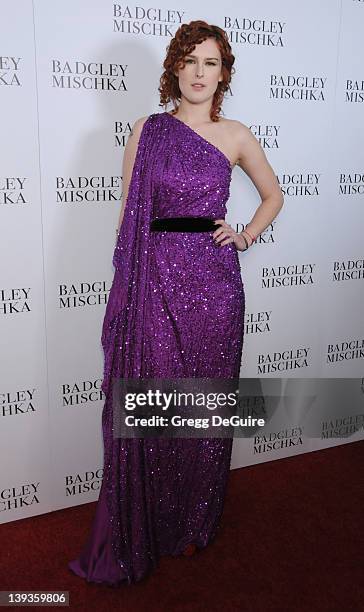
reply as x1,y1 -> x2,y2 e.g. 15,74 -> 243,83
175,38 -> 223,106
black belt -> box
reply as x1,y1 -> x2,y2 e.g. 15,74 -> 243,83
150,216 -> 219,232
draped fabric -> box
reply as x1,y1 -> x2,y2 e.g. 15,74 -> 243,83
69,112 -> 245,586
101,113 -> 163,391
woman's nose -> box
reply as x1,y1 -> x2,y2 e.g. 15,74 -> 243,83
195,64 -> 204,78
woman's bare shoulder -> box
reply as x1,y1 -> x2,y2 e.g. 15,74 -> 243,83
219,117 -> 259,166
220,116 -> 253,142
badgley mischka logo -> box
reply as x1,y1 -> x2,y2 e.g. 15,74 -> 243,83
0,56 -> 21,86
261,264 -> 315,288
62,379 -> 104,406
339,173 -> 364,194
327,339 -> 364,364
0,388 -> 36,417
277,172 -> 321,196
257,347 -> 311,374
0,288 -> 31,314
58,282 -> 111,308
250,124 -> 280,149
332,259 -> 364,282
0,177 -> 28,205
56,176 -> 122,204
322,414 -> 364,439
245,310 -> 272,335
114,120 -> 133,147
224,17 -> 286,46
65,469 -> 103,496
345,79 -> 364,103
113,4 -> 185,35
270,75 -> 327,101
52,60 -> 127,91
1,482 -> 40,512
254,426 -> 303,454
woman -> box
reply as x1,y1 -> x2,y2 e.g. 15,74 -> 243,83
69,20 -> 283,586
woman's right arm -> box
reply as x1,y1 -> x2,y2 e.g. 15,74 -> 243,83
116,115 -> 149,234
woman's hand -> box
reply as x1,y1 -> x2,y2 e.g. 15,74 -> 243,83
212,219 -> 252,252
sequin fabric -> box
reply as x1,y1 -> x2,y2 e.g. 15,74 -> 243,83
68,111 -> 245,586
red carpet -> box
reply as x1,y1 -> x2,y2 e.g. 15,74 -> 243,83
1,441 -> 363,611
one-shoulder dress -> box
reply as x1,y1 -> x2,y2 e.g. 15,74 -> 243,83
68,111 -> 245,585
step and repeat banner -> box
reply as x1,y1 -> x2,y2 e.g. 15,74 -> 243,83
1,0 -> 363,523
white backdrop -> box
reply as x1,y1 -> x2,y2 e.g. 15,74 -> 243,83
1,0 -> 363,523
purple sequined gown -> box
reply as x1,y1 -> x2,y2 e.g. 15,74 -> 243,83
68,111 -> 245,585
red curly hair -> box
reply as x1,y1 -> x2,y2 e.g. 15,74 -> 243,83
158,20 -> 235,122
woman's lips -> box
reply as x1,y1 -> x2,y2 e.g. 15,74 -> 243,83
191,84 -> 205,90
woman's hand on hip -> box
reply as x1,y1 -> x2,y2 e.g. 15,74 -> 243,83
212,219 -> 251,252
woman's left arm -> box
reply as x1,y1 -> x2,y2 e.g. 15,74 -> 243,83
214,122 -> 284,251
236,122 -> 284,242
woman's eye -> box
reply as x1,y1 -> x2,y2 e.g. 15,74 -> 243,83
185,59 -> 217,66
